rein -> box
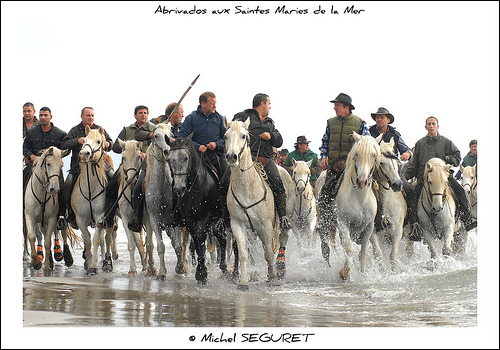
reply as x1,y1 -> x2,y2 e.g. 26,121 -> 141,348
230,173 -> 268,233
420,180 -> 454,238
351,154 -> 377,189
29,155 -> 58,227
294,175 -> 314,220
170,146 -> 204,193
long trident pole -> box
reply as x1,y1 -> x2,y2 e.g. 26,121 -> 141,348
164,73 -> 200,124
98,74 -> 200,227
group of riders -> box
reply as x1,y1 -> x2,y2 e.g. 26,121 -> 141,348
22,91 -> 477,256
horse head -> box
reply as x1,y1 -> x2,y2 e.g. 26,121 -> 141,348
80,126 -> 105,163
460,164 -> 477,196
349,132 -> 381,190
169,133 -> 194,197
118,139 -> 142,185
37,146 -> 67,196
424,158 -> 452,213
224,119 -> 251,167
292,158 -> 312,195
150,123 -> 172,161
378,137 -> 403,191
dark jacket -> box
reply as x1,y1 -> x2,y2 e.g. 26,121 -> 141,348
61,122 -> 113,173
402,133 -> 461,182
369,124 -> 412,157
113,122 -> 150,154
282,149 -> 322,181
455,151 -> 477,179
23,116 -> 40,139
232,109 -> 283,159
23,123 -> 67,162
178,105 -> 226,156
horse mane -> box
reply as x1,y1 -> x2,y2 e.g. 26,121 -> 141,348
344,136 -> 381,180
82,129 -> 108,187
424,158 -> 449,182
144,123 -> 174,191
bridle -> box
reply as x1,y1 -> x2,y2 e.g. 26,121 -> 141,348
169,145 -> 204,193
30,153 -> 60,227
351,151 -> 377,189
293,172 -> 314,220
375,151 -> 400,190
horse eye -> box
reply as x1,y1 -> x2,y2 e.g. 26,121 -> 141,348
97,140 -> 101,144
241,134 -> 245,139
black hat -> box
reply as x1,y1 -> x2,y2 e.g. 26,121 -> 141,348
330,93 -> 355,110
371,107 -> 394,124
295,135 -> 310,146
279,149 -> 289,156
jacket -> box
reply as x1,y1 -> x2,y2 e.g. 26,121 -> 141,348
23,116 -> 40,139
282,149 -> 322,181
455,151 -> 477,179
402,133 -> 461,182
23,123 -> 67,162
368,124 -> 412,157
178,105 -> 226,156
61,122 -> 113,173
113,122 -> 150,154
232,108 -> 283,159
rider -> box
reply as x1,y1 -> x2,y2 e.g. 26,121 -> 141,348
454,139 -> 477,180
23,106 -> 68,230
23,102 -> 39,139
223,93 -> 292,231
127,102 -> 184,232
282,135 -> 323,189
402,116 -> 476,241
97,105 -> 150,228
368,107 -> 413,232
61,107 -> 113,229
315,93 -> 370,259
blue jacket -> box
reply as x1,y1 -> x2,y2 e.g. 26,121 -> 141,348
369,124 -> 412,158
178,105 -> 226,156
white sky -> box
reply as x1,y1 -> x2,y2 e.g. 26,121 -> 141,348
2,1 -> 498,348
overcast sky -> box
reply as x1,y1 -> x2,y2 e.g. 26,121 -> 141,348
2,1 -> 498,347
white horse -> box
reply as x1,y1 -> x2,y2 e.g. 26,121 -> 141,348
418,158 -> 459,267
72,126 -> 114,274
290,159 -> 317,251
224,119 -> 281,290
116,139 -> 147,276
142,123 -> 190,280
370,138 -> 406,271
460,164 -> 477,221
334,132 -> 382,280
314,170 -> 326,199
24,146 -> 69,273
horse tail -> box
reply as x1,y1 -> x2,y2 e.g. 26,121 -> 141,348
66,226 -> 83,248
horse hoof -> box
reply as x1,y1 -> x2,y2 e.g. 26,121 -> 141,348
442,247 -> 452,256
339,266 -> 351,280
128,270 -> 137,277
426,260 -> 437,271
112,252 -> 119,260
237,284 -> 249,292
63,246 -> 74,267
43,268 -> 53,277
147,267 -> 157,276
156,274 -> 166,281
175,264 -> 186,275
32,260 -> 42,270
87,267 -> 98,275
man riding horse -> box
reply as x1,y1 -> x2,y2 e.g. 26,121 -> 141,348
61,107 -> 113,229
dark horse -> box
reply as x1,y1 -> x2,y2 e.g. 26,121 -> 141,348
168,134 -> 228,284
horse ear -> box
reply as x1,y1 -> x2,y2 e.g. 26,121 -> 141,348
187,132 -> 194,142
389,137 -> 395,147
292,158 -> 297,166
85,125 -> 91,135
352,131 -> 361,142
444,164 -> 452,173
243,118 -> 251,129
99,126 -> 104,135
425,162 -> 432,171
306,159 -> 313,168
46,146 -> 54,156
61,149 -> 71,158
118,138 -> 125,149
374,133 -> 383,144
224,116 -> 229,129
473,164 -> 477,172
135,140 -> 142,151
460,164 -> 464,172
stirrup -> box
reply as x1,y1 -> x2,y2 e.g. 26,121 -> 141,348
57,216 -> 67,230
409,222 -> 423,241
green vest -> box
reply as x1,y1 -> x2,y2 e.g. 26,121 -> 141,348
327,113 -> 364,162
288,150 -> 319,181
125,124 -> 149,152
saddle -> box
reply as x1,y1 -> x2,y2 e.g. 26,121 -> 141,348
200,153 -> 221,182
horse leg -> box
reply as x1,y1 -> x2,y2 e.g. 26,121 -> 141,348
232,227 -> 248,290
60,227 -> 74,267
169,227 -> 187,275
26,216 -> 42,270
153,225 -> 166,280
193,232 -> 208,285
442,228 -> 454,257
358,225 -> 373,273
43,220 -> 56,275
370,230 -> 386,272
338,225 -> 353,280
53,229 -> 63,262
102,226 -> 113,272
276,227 -> 289,279
181,228 -> 191,274
87,226 -> 103,274
111,223 -> 119,260
213,225 -> 228,276
261,230 -> 279,285
122,217 -> 139,276
390,226 -> 404,272
143,220 -> 156,276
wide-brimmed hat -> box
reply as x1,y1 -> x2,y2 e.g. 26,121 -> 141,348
371,107 -> 394,124
330,93 -> 355,110
295,135 -> 310,146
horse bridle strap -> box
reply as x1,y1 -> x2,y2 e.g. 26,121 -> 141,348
230,175 -> 268,233
81,141 -> 104,164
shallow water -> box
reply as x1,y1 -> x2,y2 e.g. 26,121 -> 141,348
20,224 -> 482,347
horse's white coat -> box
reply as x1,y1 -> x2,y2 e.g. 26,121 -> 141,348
418,158 -> 457,261
225,119 -> 280,288
24,146 -> 68,272
370,138 -> 406,271
116,139 -> 147,275
460,164 -> 477,220
290,159 -> 317,251
334,132 -> 382,279
71,126 -> 114,273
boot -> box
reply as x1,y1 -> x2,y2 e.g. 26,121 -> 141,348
128,195 -> 144,233
275,192 -> 292,230
97,195 -> 117,228
66,207 -> 78,230
406,199 -> 422,242
219,195 -> 231,229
